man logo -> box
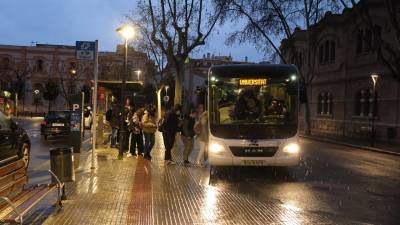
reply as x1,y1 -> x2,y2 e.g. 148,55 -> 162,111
248,139 -> 259,146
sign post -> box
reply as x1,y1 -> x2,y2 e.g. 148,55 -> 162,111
76,41 -> 98,170
91,40 -> 99,169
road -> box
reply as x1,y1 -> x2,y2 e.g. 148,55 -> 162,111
16,117 -> 400,224
14,117 -> 91,173
209,139 -> 400,224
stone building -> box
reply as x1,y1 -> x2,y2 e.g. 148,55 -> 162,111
0,43 -> 155,113
280,0 -> 400,144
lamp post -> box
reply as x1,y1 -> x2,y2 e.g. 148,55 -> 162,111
136,70 -> 141,82
34,89 -> 40,113
370,74 -> 379,147
116,24 -> 135,160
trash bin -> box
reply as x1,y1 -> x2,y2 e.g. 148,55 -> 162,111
50,147 -> 75,183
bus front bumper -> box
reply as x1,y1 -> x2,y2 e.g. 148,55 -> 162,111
209,154 -> 300,167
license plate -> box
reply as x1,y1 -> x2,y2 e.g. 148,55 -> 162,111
243,160 -> 266,166
52,123 -> 65,127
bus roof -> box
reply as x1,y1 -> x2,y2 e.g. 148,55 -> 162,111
210,64 -> 298,77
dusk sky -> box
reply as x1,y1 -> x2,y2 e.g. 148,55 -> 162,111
0,0 -> 266,62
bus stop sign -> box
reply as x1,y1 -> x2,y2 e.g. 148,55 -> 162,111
76,41 -> 95,61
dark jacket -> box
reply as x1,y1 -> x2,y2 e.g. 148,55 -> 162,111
181,116 -> 195,137
163,110 -> 180,134
110,104 -> 120,128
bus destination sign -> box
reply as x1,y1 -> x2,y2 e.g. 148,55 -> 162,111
239,79 -> 267,86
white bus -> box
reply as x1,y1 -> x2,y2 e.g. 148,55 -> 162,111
207,64 -> 300,167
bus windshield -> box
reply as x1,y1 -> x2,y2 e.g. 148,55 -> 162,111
209,66 -> 298,139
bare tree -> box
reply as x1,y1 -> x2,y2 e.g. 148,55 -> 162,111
58,62 -> 80,108
216,0 -> 345,135
132,0 -> 225,104
340,0 -> 400,82
0,58 -> 29,113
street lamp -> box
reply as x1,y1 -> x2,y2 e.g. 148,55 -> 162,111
70,69 -> 77,75
116,23 -> 135,160
165,85 -> 169,95
370,74 -> 379,147
136,70 -> 141,82
34,89 -> 40,113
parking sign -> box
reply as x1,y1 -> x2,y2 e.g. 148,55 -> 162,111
76,41 -> 95,60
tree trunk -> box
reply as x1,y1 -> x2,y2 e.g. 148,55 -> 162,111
303,100 -> 311,136
174,64 -> 184,105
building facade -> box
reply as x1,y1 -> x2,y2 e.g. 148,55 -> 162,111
281,0 -> 400,144
0,43 -> 155,113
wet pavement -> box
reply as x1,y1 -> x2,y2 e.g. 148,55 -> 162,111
10,118 -> 400,224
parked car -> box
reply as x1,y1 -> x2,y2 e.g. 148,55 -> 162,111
41,110 -> 71,140
84,107 -> 92,129
0,110 -> 30,168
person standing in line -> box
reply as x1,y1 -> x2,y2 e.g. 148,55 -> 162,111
110,101 -> 120,148
181,109 -> 196,164
129,107 -> 144,156
122,97 -> 133,156
161,104 -> 182,165
141,104 -> 157,160
194,104 -> 208,167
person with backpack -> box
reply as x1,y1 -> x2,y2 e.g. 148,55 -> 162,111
141,104 -> 157,160
161,104 -> 182,165
181,109 -> 196,164
129,107 -> 144,156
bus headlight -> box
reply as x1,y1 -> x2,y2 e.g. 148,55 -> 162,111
282,143 -> 300,154
209,142 -> 225,154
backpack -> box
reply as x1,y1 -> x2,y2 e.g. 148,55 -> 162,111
158,117 -> 165,132
105,109 -> 112,122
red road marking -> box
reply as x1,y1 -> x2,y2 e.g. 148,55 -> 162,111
127,158 -> 152,224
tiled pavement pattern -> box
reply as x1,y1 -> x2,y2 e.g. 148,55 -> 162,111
21,133 -> 352,225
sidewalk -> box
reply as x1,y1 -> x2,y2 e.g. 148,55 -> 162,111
301,134 -> 400,156
24,133 -> 350,225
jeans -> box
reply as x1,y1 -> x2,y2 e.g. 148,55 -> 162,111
182,136 -> 194,161
162,132 -> 175,160
130,133 -> 144,155
111,128 -> 118,146
143,132 -> 155,157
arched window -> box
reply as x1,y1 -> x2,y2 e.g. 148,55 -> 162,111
356,25 -> 382,54
317,92 -> 333,115
355,89 -> 378,117
318,39 -> 336,64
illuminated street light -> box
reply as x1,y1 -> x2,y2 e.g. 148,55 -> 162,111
116,23 -> 136,160
70,69 -> 77,75
33,89 -> 40,113
116,24 -> 135,40
370,73 -> 379,147
165,85 -> 169,95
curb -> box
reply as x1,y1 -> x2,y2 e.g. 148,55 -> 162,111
300,135 -> 400,156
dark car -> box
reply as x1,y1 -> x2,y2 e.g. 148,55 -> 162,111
41,110 -> 71,140
0,111 -> 30,169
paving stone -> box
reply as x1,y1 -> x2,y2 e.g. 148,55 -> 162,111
22,133 -> 350,225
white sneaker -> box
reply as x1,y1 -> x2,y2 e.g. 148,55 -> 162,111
126,153 -> 132,158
